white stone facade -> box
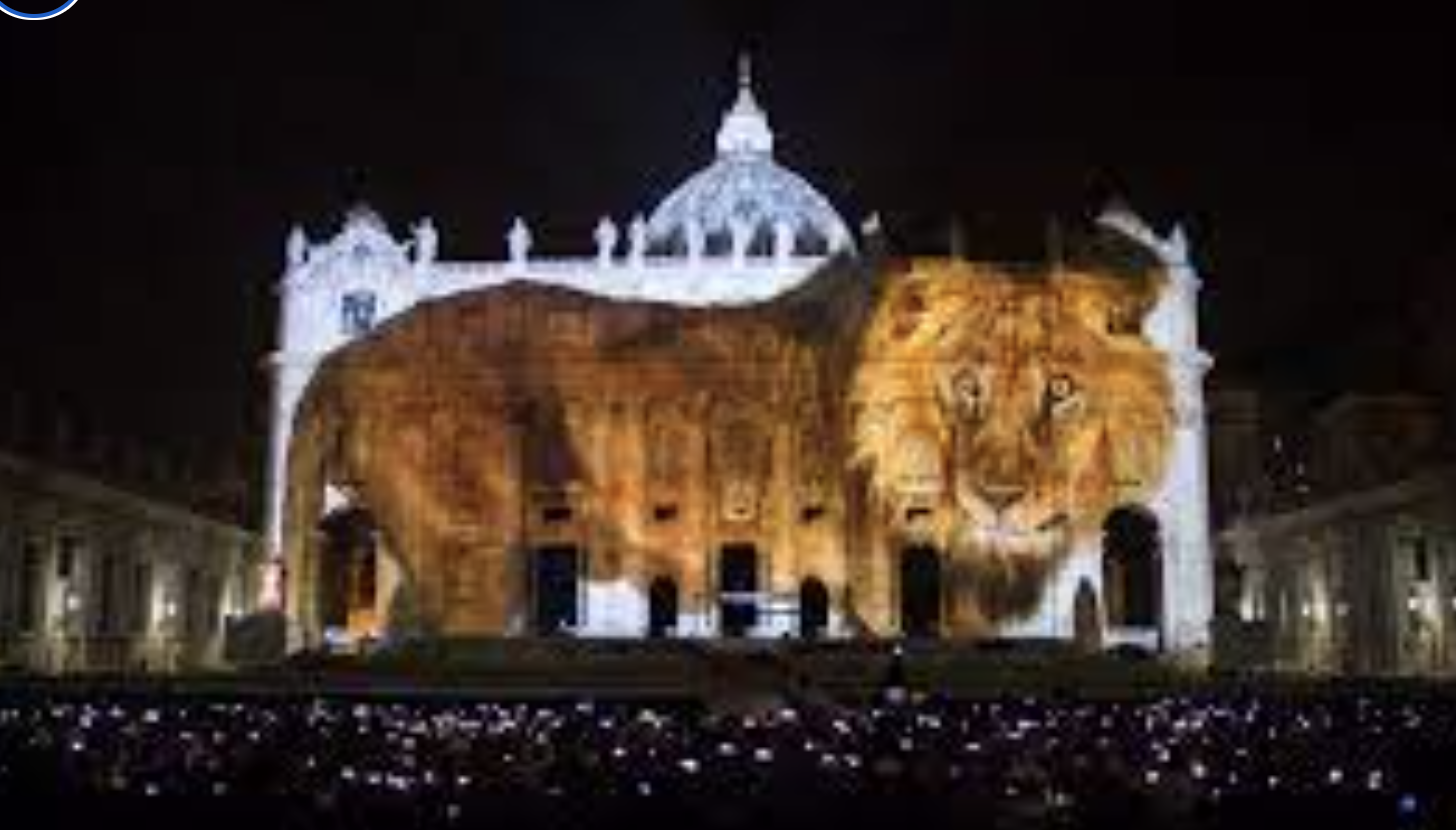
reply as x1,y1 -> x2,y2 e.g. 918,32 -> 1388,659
262,63 -> 852,599
1221,469 -> 1456,676
263,67 -> 1214,660
0,451 -> 260,674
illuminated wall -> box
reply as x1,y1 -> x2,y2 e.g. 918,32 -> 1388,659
279,222 -> 1213,658
0,451 -> 260,674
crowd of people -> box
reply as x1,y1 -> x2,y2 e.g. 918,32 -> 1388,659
1,684 -> 1454,828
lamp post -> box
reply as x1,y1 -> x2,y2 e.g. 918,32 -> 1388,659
60,583 -> 81,674
161,594 -> 180,673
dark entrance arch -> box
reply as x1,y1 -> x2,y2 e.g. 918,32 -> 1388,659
900,545 -> 942,638
719,544 -> 759,637
648,576 -> 678,637
799,577 -> 830,639
317,507 -> 381,637
532,545 -> 582,635
1102,506 -> 1162,629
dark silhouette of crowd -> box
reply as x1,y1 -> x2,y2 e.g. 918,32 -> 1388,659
2,685 -> 1454,829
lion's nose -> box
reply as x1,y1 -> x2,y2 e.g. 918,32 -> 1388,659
976,482 -> 1028,513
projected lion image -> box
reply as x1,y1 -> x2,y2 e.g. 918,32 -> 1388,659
282,232 -> 1175,643
850,264 -> 1172,631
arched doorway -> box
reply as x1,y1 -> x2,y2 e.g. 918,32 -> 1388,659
719,544 -> 759,637
648,576 -> 678,637
1073,578 -> 1103,652
800,577 -> 830,639
532,545 -> 582,635
317,506 -> 385,643
1102,506 -> 1162,629
900,545 -> 942,638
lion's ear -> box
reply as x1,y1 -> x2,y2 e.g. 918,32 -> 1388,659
886,300 -> 924,343
1124,277 -> 1168,336
1065,275 -> 1162,340
1107,295 -> 1153,338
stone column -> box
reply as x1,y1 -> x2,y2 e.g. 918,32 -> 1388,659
1155,352 -> 1215,659
687,400 -> 713,636
263,356 -> 315,605
770,414 -> 797,609
1145,230 -> 1215,662
503,403 -> 528,635
849,477 -> 892,635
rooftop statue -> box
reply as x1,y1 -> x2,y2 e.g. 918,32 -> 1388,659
507,217 -> 532,267
287,226 -> 308,269
594,217 -> 619,266
628,214 -> 648,267
413,217 -> 439,266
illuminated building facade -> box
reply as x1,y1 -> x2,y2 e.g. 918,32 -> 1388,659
0,449 -> 260,673
1219,395 -> 1456,675
265,64 -> 1214,659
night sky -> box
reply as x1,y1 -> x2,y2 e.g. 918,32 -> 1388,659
1,1 -> 1453,491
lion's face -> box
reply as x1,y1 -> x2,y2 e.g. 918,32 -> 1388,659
850,260 -> 1173,622
941,344 -> 1086,558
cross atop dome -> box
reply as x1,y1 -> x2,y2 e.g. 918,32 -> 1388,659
715,52 -> 774,157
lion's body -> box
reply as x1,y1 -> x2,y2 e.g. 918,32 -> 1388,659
283,252 -> 1174,642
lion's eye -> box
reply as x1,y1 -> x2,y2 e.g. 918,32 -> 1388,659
1045,374 -> 1078,409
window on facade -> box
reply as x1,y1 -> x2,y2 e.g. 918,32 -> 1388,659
542,505 -> 573,524
718,418 -> 767,482
340,291 -> 378,337
0,541 -> 12,633
18,541 -> 42,633
182,568 -> 202,639
647,420 -> 689,488
131,561 -> 151,634
652,504 -> 679,523
201,575 -> 220,638
1413,539 -> 1431,583
57,538 -> 78,580
95,553 -> 120,636
528,409 -> 579,487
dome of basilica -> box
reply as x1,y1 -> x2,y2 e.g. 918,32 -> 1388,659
646,60 -> 853,258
